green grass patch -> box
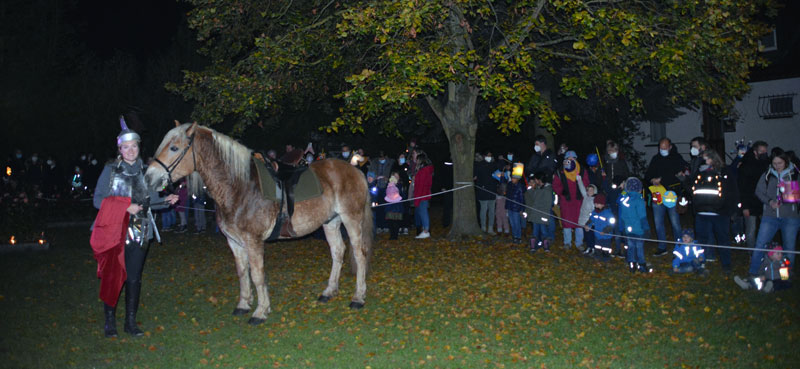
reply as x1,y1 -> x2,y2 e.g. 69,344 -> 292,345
1,223 -> 798,368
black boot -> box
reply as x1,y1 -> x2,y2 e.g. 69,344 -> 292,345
124,281 -> 144,336
104,303 -> 118,338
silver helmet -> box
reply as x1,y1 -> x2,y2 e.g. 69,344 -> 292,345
116,115 -> 141,146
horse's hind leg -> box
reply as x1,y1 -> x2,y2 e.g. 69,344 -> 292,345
319,217 -> 346,302
226,238 -> 252,316
341,215 -> 367,308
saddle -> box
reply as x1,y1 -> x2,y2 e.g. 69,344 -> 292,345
253,154 -> 323,240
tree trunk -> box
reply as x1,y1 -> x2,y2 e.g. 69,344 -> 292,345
427,82 -> 481,239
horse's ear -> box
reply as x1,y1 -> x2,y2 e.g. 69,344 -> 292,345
174,120 -> 181,127
187,122 -> 198,135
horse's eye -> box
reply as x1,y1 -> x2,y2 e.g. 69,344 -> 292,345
170,146 -> 179,152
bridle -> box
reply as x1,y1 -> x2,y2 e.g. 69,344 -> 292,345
153,132 -> 196,187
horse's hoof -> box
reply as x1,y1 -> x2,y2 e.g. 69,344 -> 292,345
317,295 -> 331,303
247,317 -> 266,325
232,308 -> 250,316
349,301 -> 365,310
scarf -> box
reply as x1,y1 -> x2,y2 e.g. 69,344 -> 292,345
564,162 -> 581,183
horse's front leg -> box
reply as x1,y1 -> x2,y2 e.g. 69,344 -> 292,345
319,218 -> 346,302
245,240 -> 271,325
226,238 -> 252,316
342,216 -> 367,308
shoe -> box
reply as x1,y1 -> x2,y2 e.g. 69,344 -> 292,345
401,228 -> 409,235
488,230 -> 497,235
124,281 -> 144,337
734,276 -> 750,290
161,226 -> 172,232
174,225 -> 187,233
415,231 -> 430,239
582,247 -> 593,255
613,251 -> 625,259
629,262 -> 637,273
653,249 -> 669,257
103,303 -> 118,338
193,228 -> 205,235
763,280 -> 774,293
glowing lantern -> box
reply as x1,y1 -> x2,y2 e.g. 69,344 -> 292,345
663,190 -> 678,208
9,236 -> 16,245
511,163 -> 524,179
648,185 -> 666,205
5,166 -> 10,176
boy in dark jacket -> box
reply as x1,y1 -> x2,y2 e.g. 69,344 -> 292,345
583,194 -> 616,259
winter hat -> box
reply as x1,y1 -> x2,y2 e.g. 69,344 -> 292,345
366,171 -> 376,180
768,244 -> 783,259
593,193 -> 606,205
565,150 -> 578,160
624,177 -> 642,193
588,184 -> 598,193
586,153 -> 599,167
681,228 -> 695,240
384,183 -> 402,203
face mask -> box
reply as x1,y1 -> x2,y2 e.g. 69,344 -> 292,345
507,154 -> 513,161
342,151 -> 350,158
380,159 -> 386,164
690,147 -> 700,156
609,152 -> 618,159
559,147 -> 567,155
46,160 -> 53,166
398,158 -> 406,165
659,149 -> 669,157
15,154 -> 22,159
534,145 -> 542,153
91,159 -> 97,165
306,154 -> 313,163
485,157 -> 493,163
31,156 -> 38,163
80,155 -> 86,161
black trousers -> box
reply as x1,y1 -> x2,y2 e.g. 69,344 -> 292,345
124,242 -> 149,285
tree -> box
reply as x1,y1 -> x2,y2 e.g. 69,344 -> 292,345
174,0 -> 774,238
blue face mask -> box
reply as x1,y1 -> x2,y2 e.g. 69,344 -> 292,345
507,154 -> 513,161
398,158 -> 406,165
380,159 -> 386,164
659,149 -> 669,157
342,151 -> 350,158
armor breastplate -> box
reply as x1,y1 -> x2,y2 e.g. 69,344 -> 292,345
108,159 -> 150,217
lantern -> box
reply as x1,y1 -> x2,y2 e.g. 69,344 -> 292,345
9,236 -> 16,245
511,163 -> 524,179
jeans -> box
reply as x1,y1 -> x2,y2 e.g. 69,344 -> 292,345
479,199 -> 496,231
415,200 -> 430,231
548,209 -> 556,240
192,195 -> 207,230
563,228 -> 584,249
161,209 -> 175,228
695,214 -> 731,269
532,222 -> 553,240
653,203 -> 681,251
675,259 -> 706,274
509,211 -> 523,239
749,216 -> 800,276
744,215 -> 759,249
627,238 -> 645,264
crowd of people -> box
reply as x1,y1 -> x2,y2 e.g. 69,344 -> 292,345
473,135 -> 794,292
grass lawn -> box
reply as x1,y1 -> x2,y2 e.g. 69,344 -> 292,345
1,215 -> 798,368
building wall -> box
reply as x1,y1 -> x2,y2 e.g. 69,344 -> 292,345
633,77 -> 800,164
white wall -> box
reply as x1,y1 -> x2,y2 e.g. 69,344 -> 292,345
633,77 -> 800,162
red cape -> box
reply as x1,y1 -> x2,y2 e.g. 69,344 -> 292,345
90,196 -> 130,307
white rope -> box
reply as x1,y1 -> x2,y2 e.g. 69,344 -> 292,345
371,185 -> 471,207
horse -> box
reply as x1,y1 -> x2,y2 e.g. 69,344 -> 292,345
144,122 -> 373,325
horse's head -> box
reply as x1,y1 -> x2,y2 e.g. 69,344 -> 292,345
145,121 -> 200,190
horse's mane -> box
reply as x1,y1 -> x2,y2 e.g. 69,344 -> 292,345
157,124 -> 252,194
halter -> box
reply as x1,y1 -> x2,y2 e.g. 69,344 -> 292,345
153,132 -> 196,187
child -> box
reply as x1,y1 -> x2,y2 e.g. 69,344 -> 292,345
618,177 -> 652,273
671,229 -> 709,276
583,194 -> 615,259
525,172 -> 555,252
384,173 -> 405,240
495,182 -> 510,235
734,243 -> 792,293
576,176 -> 597,252
606,175 -> 626,258
505,171 -> 526,244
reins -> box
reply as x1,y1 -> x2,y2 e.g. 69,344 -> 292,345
153,132 -> 196,187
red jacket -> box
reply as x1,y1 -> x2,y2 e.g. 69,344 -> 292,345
90,196 -> 130,307
413,165 -> 434,207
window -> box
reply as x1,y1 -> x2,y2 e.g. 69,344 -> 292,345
758,94 -> 796,119
758,29 -> 777,52
649,122 -> 666,143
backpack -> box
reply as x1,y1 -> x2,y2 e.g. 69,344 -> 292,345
691,171 -> 724,213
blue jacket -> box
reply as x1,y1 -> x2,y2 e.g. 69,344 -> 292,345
672,242 -> 705,269
618,191 -> 649,237
587,208 -> 616,240
505,180 -> 526,212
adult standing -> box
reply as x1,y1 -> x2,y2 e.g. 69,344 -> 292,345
645,138 -> 688,256
603,140 -> 630,186
552,151 -> 590,249
526,136 -> 558,178
738,141 -> 770,250
688,137 -> 709,176
691,149 -> 738,272
747,153 -> 800,278
413,152 -> 434,239
474,151 -> 499,234
91,117 -> 178,338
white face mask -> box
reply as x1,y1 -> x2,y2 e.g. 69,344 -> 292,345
91,159 -> 98,165
659,149 -> 669,157
80,155 -> 86,161
534,145 -> 542,153
46,160 -> 54,166
306,154 -> 313,163
609,152 -> 618,159
485,156 -> 493,163
690,147 -> 700,156
31,156 -> 38,163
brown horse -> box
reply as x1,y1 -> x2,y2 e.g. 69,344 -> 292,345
144,123 -> 373,325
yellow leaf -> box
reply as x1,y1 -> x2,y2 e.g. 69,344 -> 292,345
572,41 -> 586,50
